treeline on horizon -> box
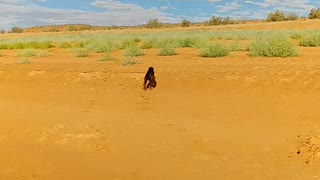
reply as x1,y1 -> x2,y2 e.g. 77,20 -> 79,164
2,8 -> 320,34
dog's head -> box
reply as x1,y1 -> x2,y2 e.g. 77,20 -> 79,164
148,67 -> 154,72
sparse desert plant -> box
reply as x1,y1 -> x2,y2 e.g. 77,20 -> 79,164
141,41 -> 154,49
122,57 -> 139,66
145,19 -> 162,29
299,32 -> 320,47
207,16 -> 223,25
16,58 -> 31,64
37,50 -> 49,57
157,47 -> 177,56
206,16 -> 235,26
121,40 -> 136,49
200,44 -> 230,58
58,42 -> 73,48
98,54 -> 117,61
123,45 -> 145,57
18,49 -> 37,57
249,34 -> 298,57
290,33 -> 303,40
267,10 -> 286,22
85,40 -> 115,53
286,12 -> 299,21
181,19 -> 192,27
228,41 -> 248,51
74,48 -> 89,57
309,8 -> 320,19
133,37 -> 142,43
221,17 -> 236,25
9,27 -> 23,33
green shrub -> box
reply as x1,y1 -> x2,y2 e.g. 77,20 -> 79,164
16,58 -> 31,64
286,13 -> 299,21
141,41 -> 153,49
249,34 -> 298,57
98,54 -> 117,61
206,16 -> 235,26
157,47 -> 176,56
37,50 -> 49,57
299,32 -> 320,47
181,19 -> 192,27
123,46 -> 145,57
267,10 -> 286,22
145,19 -> 162,29
122,57 -> 139,66
309,8 -> 320,19
207,16 -> 223,25
18,49 -> 37,57
85,41 -> 115,53
290,33 -> 303,40
75,49 -> 89,57
9,27 -> 23,33
200,44 -> 230,58
58,42 -> 73,48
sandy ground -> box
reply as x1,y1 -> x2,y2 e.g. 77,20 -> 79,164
1,24 -> 320,179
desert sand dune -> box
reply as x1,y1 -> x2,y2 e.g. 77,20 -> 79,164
1,21 -> 320,179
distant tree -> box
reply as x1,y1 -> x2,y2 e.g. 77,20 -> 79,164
309,8 -> 320,19
207,16 -> 223,25
221,17 -> 236,25
181,19 -> 192,27
145,19 -> 162,29
285,12 -> 299,21
0,29 -> 5,34
206,16 -> 236,26
266,10 -> 286,22
9,27 -> 23,33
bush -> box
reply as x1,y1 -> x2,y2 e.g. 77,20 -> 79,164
74,49 -> 89,57
18,49 -> 37,57
299,32 -> 320,47
157,47 -> 176,56
206,16 -> 235,26
0,29 -> 5,34
37,50 -> 49,57
145,19 -> 162,29
58,42 -> 73,48
98,54 -> 117,61
267,11 -> 299,22
123,46 -> 145,57
309,8 -> 320,19
286,13 -> 299,21
181,19 -> 192,27
16,58 -> 31,64
200,44 -> 230,58
9,27 -> 23,33
267,10 -> 286,22
207,16 -> 223,25
249,34 -> 298,57
122,57 -> 139,66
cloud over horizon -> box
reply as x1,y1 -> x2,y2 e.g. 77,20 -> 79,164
0,0 -> 318,30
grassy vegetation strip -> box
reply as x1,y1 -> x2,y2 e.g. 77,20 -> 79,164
249,34 -> 298,57
200,44 -> 230,58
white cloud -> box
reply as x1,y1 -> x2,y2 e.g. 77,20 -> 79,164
216,1 -> 241,12
0,0 -> 178,29
208,0 -> 221,2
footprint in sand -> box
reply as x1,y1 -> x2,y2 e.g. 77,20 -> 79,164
83,99 -> 97,113
139,93 -> 152,110
37,125 -> 108,153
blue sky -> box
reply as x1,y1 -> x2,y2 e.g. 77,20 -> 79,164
0,0 -> 319,29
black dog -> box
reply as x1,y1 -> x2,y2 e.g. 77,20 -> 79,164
143,67 -> 157,90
